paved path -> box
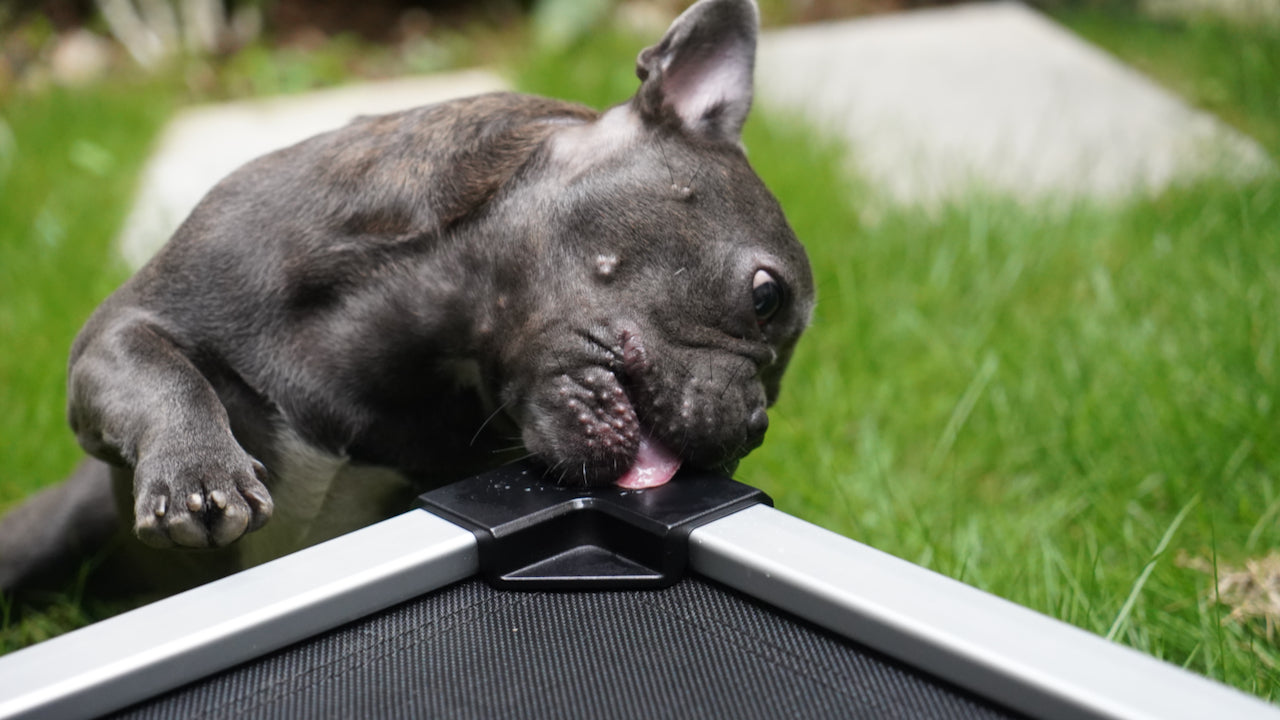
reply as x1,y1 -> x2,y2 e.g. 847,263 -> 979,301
118,3 -> 1274,266
755,2 -> 1271,207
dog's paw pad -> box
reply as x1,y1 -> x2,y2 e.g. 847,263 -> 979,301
132,445 -> 274,549
135,496 -> 177,548
167,513 -> 215,548
205,497 -> 253,547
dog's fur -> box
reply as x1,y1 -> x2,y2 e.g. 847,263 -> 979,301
0,0 -> 813,595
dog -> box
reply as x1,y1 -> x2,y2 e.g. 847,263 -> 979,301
0,0 -> 813,595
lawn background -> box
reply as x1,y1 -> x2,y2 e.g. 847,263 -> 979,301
2,2 -> 1279,701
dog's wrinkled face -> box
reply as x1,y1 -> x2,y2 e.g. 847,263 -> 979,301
494,105 -> 814,487
476,0 -> 815,488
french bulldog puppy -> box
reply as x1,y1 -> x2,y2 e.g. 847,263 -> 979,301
0,0 -> 813,593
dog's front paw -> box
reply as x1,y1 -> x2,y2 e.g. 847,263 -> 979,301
132,442 -> 274,549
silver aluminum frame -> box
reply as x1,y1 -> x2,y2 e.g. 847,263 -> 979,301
0,511 -> 477,720
689,505 -> 1279,720
0,503 -> 1276,720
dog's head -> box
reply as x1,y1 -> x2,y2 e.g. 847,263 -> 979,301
491,0 -> 813,487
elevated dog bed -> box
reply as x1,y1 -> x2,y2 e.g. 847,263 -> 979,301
0,464 -> 1274,720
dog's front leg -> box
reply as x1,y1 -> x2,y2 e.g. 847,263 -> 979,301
68,311 -> 273,549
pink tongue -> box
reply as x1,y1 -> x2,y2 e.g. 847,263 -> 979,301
614,435 -> 682,489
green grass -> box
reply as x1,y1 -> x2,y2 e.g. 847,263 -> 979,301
2,7 -> 1279,702
517,20 -> 1280,699
0,84 -> 173,508
747,175 -> 1280,695
0,82 -> 172,650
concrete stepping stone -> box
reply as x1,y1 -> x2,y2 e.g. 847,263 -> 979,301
117,69 -> 509,267
755,2 -> 1273,206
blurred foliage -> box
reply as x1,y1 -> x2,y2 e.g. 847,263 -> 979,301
0,82 -> 173,505
531,0 -> 614,51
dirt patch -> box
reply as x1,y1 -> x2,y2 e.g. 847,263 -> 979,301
1180,551 -> 1280,639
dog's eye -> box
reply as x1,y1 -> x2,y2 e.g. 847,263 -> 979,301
752,269 -> 784,324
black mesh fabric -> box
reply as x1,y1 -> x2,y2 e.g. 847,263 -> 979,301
112,577 -> 1026,720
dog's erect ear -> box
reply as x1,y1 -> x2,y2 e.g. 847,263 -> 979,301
633,0 -> 758,144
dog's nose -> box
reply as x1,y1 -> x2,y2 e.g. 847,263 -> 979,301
746,407 -> 769,444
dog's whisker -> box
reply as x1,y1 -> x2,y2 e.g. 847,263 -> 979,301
470,399 -> 513,447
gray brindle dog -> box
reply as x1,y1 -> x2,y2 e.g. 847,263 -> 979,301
0,0 -> 813,594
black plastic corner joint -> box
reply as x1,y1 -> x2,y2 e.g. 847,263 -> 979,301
415,461 -> 771,590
